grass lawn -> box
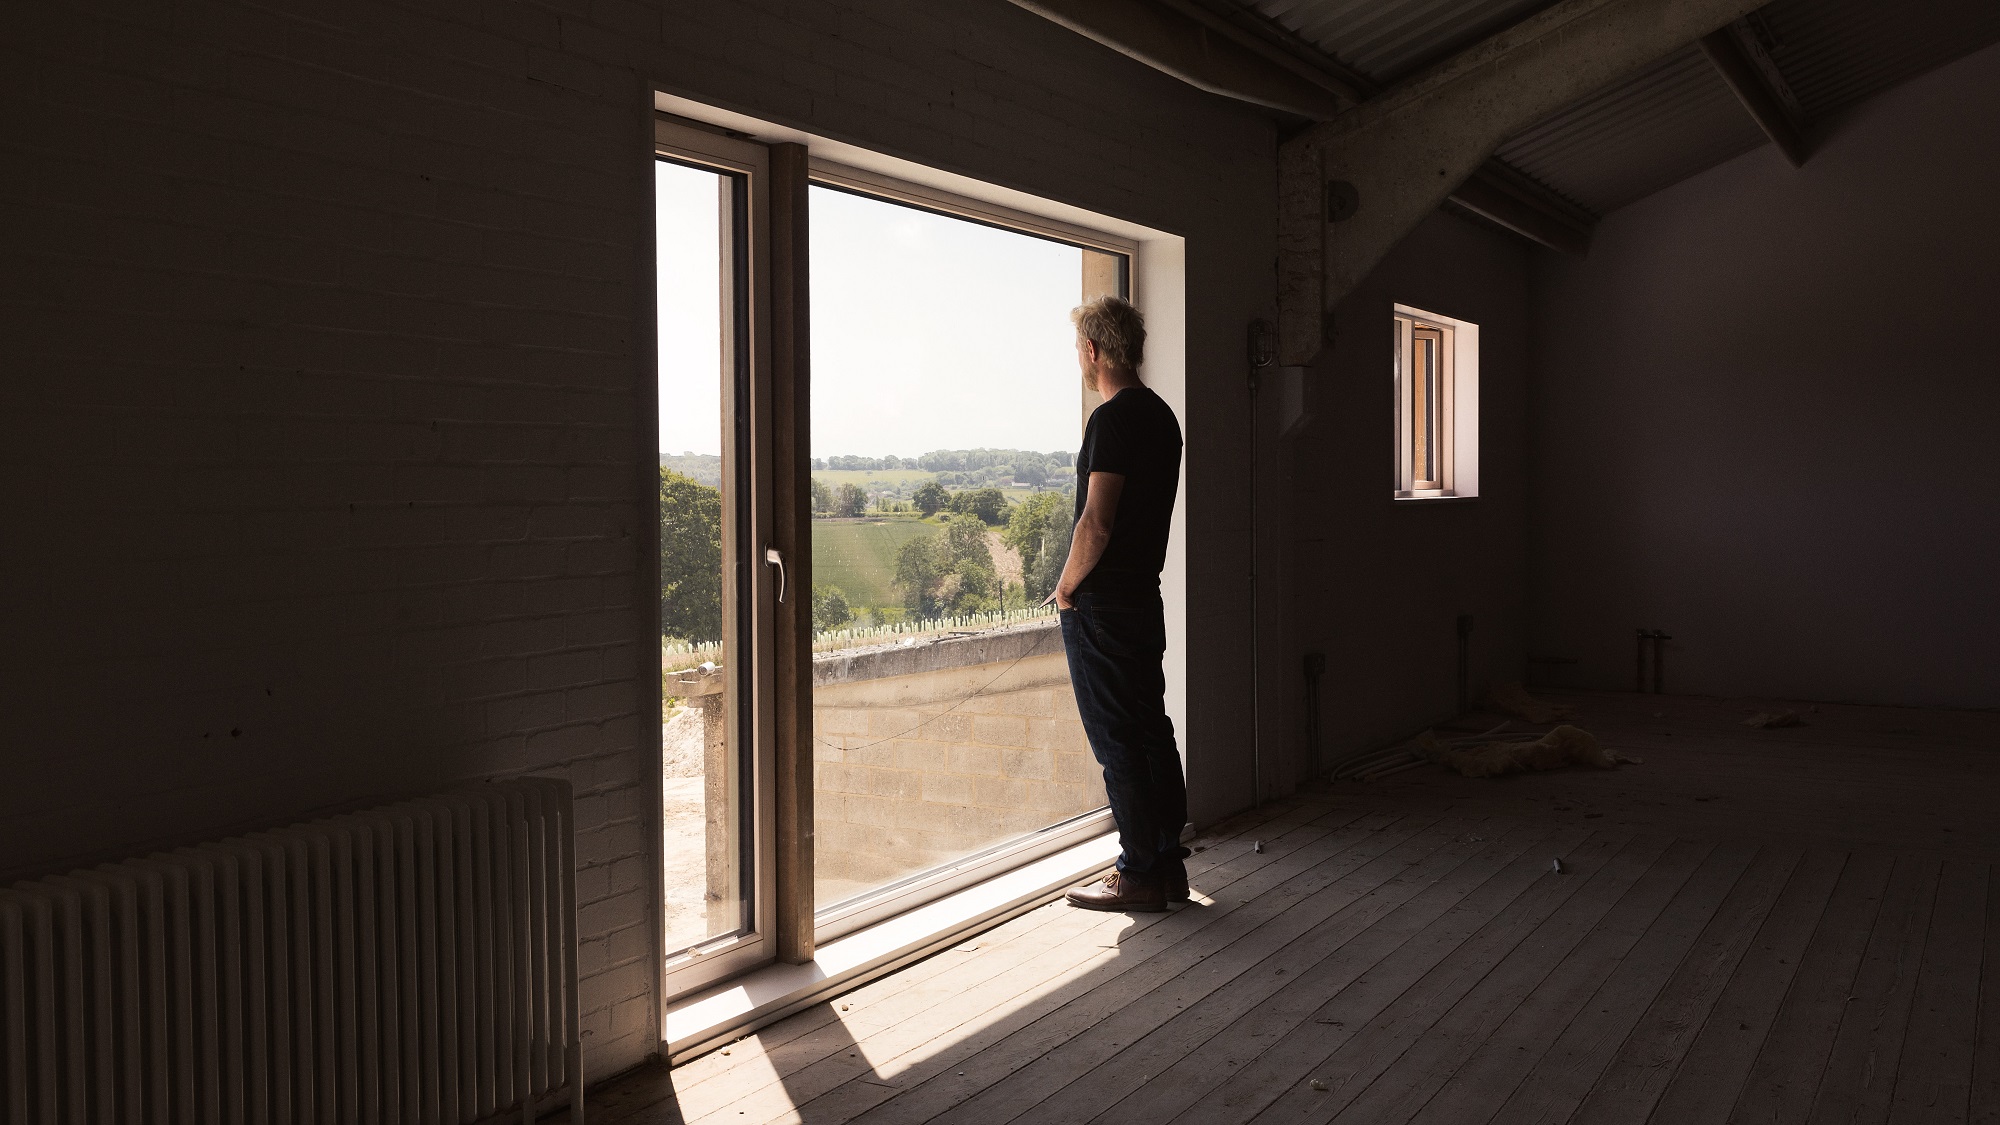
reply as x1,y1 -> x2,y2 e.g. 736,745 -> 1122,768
811,518 -> 936,609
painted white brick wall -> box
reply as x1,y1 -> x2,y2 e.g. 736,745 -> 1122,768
1,0 -> 1277,1080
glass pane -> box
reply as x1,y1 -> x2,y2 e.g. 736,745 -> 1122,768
808,185 -> 1118,911
1415,335 -> 1433,481
656,158 -> 751,956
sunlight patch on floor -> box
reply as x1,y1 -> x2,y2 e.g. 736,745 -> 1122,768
680,904 -> 1141,1123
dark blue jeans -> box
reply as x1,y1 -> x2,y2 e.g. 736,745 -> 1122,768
1059,590 -> 1188,884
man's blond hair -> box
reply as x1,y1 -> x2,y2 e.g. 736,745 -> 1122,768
1071,295 -> 1146,371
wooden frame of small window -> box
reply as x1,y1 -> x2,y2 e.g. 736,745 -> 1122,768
1394,313 -> 1455,495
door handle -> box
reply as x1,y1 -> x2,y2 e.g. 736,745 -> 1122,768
763,547 -> 787,604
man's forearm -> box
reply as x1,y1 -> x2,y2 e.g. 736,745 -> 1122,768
1058,516 -> 1112,599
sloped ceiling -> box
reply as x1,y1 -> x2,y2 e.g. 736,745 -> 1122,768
1494,45 -> 1765,215
1247,0 -> 1560,85
1234,0 -> 2000,220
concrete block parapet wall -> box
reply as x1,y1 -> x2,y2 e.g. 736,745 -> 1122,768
809,620 -> 1104,897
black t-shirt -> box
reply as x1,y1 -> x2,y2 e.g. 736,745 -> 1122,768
1074,386 -> 1182,593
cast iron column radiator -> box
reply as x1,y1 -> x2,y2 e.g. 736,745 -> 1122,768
1,777 -> 585,1124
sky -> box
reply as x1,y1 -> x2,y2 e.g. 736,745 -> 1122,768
654,160 -> 726,458
656,161 -> 1085,459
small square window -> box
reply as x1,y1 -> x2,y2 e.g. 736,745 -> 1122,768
1394,305 -> 1478,500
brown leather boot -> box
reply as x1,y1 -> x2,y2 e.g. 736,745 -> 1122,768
1066,871 -> 1167,912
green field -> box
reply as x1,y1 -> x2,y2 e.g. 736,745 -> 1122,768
815,469 -> 1049,502
811,519 -> 936,609
814,468 -> 936,489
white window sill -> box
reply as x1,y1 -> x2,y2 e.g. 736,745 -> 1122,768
662,830 -> 1120,1063
1394,492 -> 1479,503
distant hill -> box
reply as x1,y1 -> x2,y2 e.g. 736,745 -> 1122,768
668,449 -> 1075,492
659,453 -> 721,487
811,448 -> 1070,471
814,448 -> 1073,490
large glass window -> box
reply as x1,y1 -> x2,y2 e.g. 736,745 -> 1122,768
805,182 -> 1128,921
655,117 -> 1152,980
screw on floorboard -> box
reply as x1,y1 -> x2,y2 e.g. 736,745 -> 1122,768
1552,858 -> 1566,874
1254,840 -> 1265,853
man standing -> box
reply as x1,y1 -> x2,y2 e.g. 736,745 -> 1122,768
1051,296 -> 1188,912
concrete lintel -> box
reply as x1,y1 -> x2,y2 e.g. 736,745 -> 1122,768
1278,0 -> 1764,363
1698,24 -> 1810,167
1004,0 -> 1354,119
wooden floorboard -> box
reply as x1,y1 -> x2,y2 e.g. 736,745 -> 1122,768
689,807 -> 1386,1123
587,691 -> 2000,1125
1729,851 -> 1896,1125
731,814 -> 1440,1125
1093,823 -> 1565,1125
1245,832 -> 1641,1124
1169,827 -> 1604,1124
1887,860 -> 1987,1124
1484,839 -> 1764,1125
911,818 -> 1483,1125
962,836 -> 1477,1121
1403,837 -> 1714,1125
1809,855 -> 1944,1125
1647,849 -> 1847,1125
1046,822 -> 1565,1125
1567,843 -> 1806,1124
722,803 -> 1339,1093
1325,834 -> 1678,1125
1971,866 -> 2000,1125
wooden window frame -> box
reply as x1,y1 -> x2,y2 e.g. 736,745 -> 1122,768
650,93 -> 1192,1056
652,119 -> 1151,1000
806,160 -> 1142,263
1394,309 -> 1466,499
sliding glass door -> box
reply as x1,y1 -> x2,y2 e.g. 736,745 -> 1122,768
654,121 -> 778,994
657,118 -> 1147,987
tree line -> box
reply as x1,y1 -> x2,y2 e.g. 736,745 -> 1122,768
663,466 -> 866,636
808,448 -> 1073,473
892,491 -> 1071,618
663,466 -> 1075,641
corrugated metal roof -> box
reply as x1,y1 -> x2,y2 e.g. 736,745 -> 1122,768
1757,0 -> 2000,121
1233,0 -> 2000,223
1493,46 -> 1767,217
1247,0 -> 1560,85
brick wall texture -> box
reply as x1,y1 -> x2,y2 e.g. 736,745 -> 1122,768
3,0 -> 1277,1080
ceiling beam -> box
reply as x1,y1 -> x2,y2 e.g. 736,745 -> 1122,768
1004,0 -> 1355,118
1151,0 -> 1374,106
1447,161 -> 1596,256
1153,0 -> 1377,102
1006,0 -> 1597,260
1698,22 -> 1810,167
1277,0 -> 1766,363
